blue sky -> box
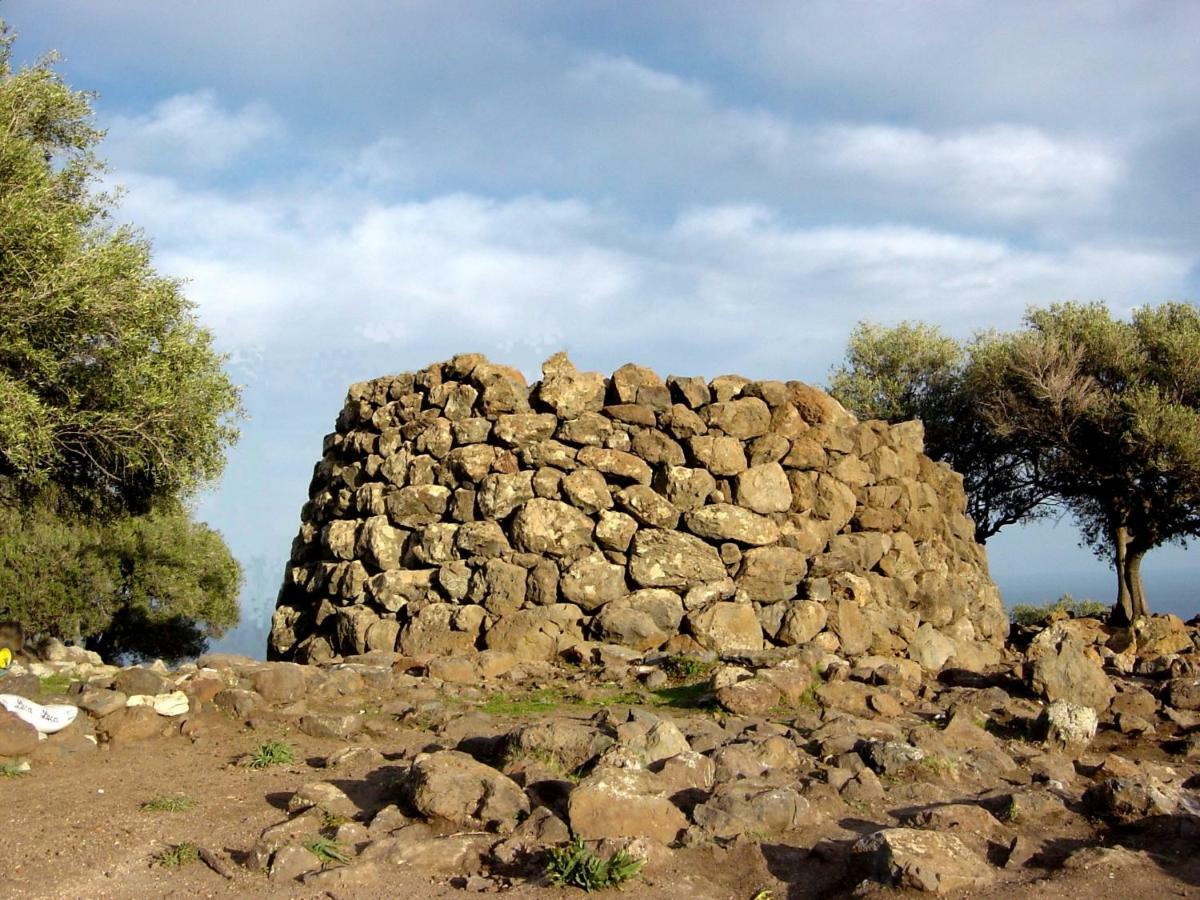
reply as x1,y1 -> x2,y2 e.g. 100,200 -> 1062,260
6,2 -> 1199,654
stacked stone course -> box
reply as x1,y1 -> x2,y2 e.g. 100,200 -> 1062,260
270,352 -> 1007,667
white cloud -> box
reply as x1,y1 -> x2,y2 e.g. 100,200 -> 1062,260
111,167 -> 1192,390
95,59 -> 1129,235
814,124 -> 1123,221
459,53 -> 1128,227
106,90 -> 282,173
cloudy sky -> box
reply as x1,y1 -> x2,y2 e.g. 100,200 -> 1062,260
7,2 -> 1199,653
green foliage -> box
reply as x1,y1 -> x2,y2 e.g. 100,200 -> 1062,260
304,836 -> 350,866
648,682 -> 716,710
0,23 -> 242,660
154,842 -> 200,868
86,508 -> 241,661
0,25 -> 241,514
660,654 -> 714,681
244,739 -> 296,769
38,672 -> 73,694
0,500 -> 116,640
480,688 -> 565,716
828,320 -> 1053,542
0,760 -> 29,778
319,810 -> 350,834
141,794 -> 197,813
545,838 -> 645,892
831,302 -> 1200,619
973,301 -> 1200,620
0,499 -> 239,660
1009,593 -> 1110,627
828,321 -> 964,423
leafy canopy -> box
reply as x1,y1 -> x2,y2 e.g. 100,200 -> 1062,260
830,302 -> 1200,620
0,24 -> 241,515
0,499 -> 240,661
972,301 -> 1200,620
828,321 -> 1053,542
0,23 -> 242,657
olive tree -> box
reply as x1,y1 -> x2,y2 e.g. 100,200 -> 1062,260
828,321 -> 1054,542
972,301 -> 1200,623
0,24 -> 242,656
0,25 -> 240,514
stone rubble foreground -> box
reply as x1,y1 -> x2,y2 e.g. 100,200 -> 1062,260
0,611 -> 1198,895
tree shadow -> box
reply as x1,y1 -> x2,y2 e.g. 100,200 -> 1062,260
325,764 -> 408,818
761,838 -> 860,899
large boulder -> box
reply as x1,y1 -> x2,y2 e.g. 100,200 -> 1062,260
852,828 -> 994,894
566,766 -> 688,843
628,529 -> 726,588
511,499 -> 594,556
688,602 -> 763,654
404,751 -> 529,833
1029,634 -> 1116,712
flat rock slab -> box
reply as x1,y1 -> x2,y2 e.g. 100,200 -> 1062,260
852,827 -> 995,894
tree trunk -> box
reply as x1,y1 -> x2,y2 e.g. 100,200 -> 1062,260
1112,524 -> 1150,624
1113,524 -> 1133,625
1126,546 -> 1149,620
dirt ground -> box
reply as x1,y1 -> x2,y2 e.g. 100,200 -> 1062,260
2,705 -> 1198,900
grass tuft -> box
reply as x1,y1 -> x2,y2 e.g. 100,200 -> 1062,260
305,836 -> 350,866
243,739 -> 296,769
481,688 -> 565,716
1010,593 -> 1108,626
648,682 -> 716,710
38,672 -> 73,694
545,838 -> 645,892
154,842 -> 200,868
141,794 -> 197,812
320,810 -> 350,834
0,760 -> 29,778
660,654 -> 714,681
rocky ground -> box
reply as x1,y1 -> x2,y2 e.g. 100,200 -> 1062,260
2,613 -> 1200,899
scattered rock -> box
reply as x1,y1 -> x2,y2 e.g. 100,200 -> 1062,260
404,751 -> 530,833
567,766 -> 688,843
853,827 -> 995,894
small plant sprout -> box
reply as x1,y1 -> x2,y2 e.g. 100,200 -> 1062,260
244,739 -> 296,769
545,838 -> 645,892
154,842 -> 200,868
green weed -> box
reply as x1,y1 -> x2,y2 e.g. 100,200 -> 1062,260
594,690 -> 643,707
0,760 -> 29,778
648,682 -> 716,710
154,842 -> 200,867
305,836 -> 350,866
660,654 -> 714,681
917,754 -> 958,778
1010,593 -> 1109,626
320,810 -> 350,834
545,838 -> 645,892
38,672 -> 73,694
480,688 -> 565,716
243,739 -> 296,769
141,794 -> 197,812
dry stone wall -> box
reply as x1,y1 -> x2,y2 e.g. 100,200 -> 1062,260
270,352 -> 1007,668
